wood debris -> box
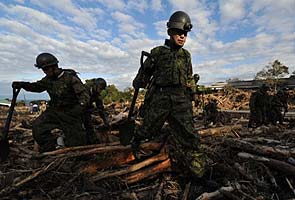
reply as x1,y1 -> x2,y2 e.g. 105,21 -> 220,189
1,88 -> 295,199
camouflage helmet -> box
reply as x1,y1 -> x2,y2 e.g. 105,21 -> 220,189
95,78 -> 107,89
167,11 -> 193,32
34,53 -> 59,69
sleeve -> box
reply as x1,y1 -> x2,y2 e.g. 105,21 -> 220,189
22,78 -> 47,93
71,76 -> 90,106
184,50 -> 197,94
94,95 -> 109,124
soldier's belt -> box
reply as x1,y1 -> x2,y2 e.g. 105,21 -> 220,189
156,85 -> 185,92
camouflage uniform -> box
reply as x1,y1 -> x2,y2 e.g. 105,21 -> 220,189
248,86 -> 269,127
133,39 -> 205,177
204,99 -> 218,127
22,69 -> 89,152
84,80 -> 108,144
269,90 -> 288,125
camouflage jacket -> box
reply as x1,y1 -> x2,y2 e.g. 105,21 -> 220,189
23,69 -> 90,108
134,39 -> 195,89
84,81 -> 104,111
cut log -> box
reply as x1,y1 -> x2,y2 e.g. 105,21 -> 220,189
124,158 -> 171,184
80,151 -> 135,174
91,150 -> 169,181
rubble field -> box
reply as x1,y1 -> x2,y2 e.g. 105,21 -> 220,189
0,89 -> 295,200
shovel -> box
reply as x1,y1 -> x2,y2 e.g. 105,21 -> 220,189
0,88 -> 21,162
119,88 -> 139,146
119,51 -> 151,146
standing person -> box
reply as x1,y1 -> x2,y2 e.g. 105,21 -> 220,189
132,11 -> 205,178
84,78 -> 110,144
204,99 -> 218,127
269,89 -> 288,125
12,53 -> 89,152
248,84 -> 269,128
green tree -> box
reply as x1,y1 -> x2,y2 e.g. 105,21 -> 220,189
102,84 -> 134,104
255,60 -> 289,90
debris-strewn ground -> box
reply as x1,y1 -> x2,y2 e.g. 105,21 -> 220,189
1,89 -> 295,200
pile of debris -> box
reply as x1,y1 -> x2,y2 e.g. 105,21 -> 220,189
200,88 -> 295,111
1,103 -> 295,200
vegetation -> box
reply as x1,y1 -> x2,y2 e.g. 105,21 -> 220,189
101,85 -> 135,104
255,59 -> 289,90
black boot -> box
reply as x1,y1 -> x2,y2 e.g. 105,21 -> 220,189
130,137 -> 142,160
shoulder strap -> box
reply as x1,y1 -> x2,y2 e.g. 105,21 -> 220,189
63,69 -> 79,77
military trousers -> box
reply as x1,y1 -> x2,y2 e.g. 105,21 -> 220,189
135,87 -> 206,177
32,105 -> 86,152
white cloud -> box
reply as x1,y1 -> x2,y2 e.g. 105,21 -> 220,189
13,0 -> 25,3
95,0 -> 126,10
111,11 -> 146,38
0,0 -> 295,97
30,0 -> 98,29
249,0 -> 295,34
126,0 -> 148,13
4,5 -> 74,37
151,0 -> 163,12
219,0 -> 246,24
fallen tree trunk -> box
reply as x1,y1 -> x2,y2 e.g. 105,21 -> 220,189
225,138 -> 295,158
238,152 -> 295,175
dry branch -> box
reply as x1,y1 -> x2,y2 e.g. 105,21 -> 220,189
195,183 -> 241,200
238,152 -> 295,175
198,125 -> 242,136
0,158 -> 64,196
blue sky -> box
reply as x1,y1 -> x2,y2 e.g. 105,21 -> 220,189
0,0 -> 294,99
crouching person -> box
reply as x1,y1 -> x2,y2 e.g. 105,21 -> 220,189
84,78 -> 110,144
12,53 -> 89,152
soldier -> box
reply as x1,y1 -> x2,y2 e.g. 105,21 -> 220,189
12,53 -> 89,152
204,99 -> 218,127
269,89 -> 288,125
132,11 -> 205,178
84,78 -> 110,144
248,84 -> 269,128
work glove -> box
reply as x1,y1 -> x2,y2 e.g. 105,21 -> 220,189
12,81 -> 29,89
